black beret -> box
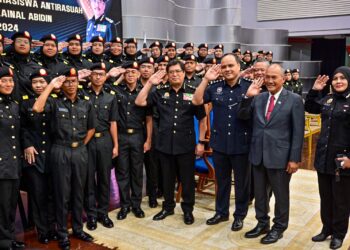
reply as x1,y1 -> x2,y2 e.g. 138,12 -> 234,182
61,67 -> 78,77
291,68 -> 300,73
138,57 -> 155,65
183,42 -> 194,49
66,34 -> 82,43
90,35 -> 105,43
183,54 -> 197,61
40,34 -> 58,44
213,44 -> 224,50
243,50 -> 252,55
149,41 -> 163,49
265,50 -> 273,56
11,31 -> 32,42
165,42 -> 176,49
203,58 -> 217,64
0,67 -> 14,78
198,43 -> 208,49
285,69 -> 291,74
122,61 -> 139,69
124,38 -> 137,44
257,50 -> 265,54
90,62 -> 107,71
156,55 -> 170,64
232,48 -> 241,53
110,37 -> 122,43
30,68 -> 51,83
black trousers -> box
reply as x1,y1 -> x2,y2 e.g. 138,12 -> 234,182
213,151 -> 250,219
144,148 -> 161,200
85,133 -> 113,218
158,151 -> 195,213
317,172 -> 350,239
253,164 -> 291,232
51,144 -> 88,239
0,179 -> 19,248
116,132 -> 144,209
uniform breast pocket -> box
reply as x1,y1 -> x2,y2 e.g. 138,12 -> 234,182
77,112 -> 88,130
98,105 -> 110,121
56,111 -> 70,128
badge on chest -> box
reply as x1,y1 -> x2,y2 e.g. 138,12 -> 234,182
183,93 -> 193,101
97,24 -> 107,32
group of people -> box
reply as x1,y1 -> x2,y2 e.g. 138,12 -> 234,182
0,30 -> 349,250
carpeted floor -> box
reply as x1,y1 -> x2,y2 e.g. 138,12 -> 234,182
86,169 -> 350,250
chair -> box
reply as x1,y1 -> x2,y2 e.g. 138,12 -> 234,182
304,112 -> 321,156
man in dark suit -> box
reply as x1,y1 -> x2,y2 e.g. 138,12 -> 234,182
237,64 -> 304,244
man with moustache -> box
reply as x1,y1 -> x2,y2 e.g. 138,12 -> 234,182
238,64 -> 304,244
183,54 -> 202,89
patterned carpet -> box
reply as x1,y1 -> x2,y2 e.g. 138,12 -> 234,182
86,169 -> 350,250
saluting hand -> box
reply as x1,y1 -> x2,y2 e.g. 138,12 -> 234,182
50,76 -> 66,89
148,70 -> 166,86
286,161 -> 299,174
204,64 -> 221,82
107,67 -> 125,78
4,37 -> 13,45
31,40 -> 43,48
176,48 -> 185,54
82,42 -> 92,51
24,146 -> 39,165
58,41 -> 68,52
208,48 -> 215,55
245,78 -> 264,97
78,69 -> 91,81
312,75 -> 329,91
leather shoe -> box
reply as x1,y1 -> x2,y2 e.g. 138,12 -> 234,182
312,232 -> 331,242
132,207 -> 145,218
48,230 -> 58,241
86,216 -> 97,231
38,234 -> 49,244
153,209 -> 174,221
261,229 -> 283,244
184,212 -> 194,225
149,199 -> 158,208
97,215 -> 114,228
73,231 -> 93,242
245,223 -> 270,238
330,237 -> 343,249
117,207 -> 130,220
58,237 -> 70,250
231,218 -> 244,231
11,241 -> 25,249
206,214 -> 229,225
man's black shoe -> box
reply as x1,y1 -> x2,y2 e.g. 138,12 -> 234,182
117,207 -> 130,220
132,207 -> 145,218
48,230 -> 58,241
58,237 -> 70,250
38,234 -> 49,244
86,216 -> 97,231
97,215 -> 114,228
231,218 -> 244,231
261,229 -> 283,244
153,209 -> 174,220
206,214 -> 229,225
11,241 -> 25,249
245,223 -> 270,238
73,231 -> 94,242
149,199 -> 158,208
311,232 -> 331,242
330,237 -> 343,249
184,212 -> 194,225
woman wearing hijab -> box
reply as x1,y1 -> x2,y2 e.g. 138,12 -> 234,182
305,66 -> 350,249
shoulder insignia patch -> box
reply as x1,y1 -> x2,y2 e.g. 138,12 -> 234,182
110,90 -> 115,95
84,96 -> 90,100
22,95 -> 29,100
50,93 -> 58,98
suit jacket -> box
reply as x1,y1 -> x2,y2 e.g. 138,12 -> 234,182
237,88 -> 305,169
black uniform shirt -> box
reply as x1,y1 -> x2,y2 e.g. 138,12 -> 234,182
0,94 -> 21,179
184,74 -> 202,89
147,84 -> 206,155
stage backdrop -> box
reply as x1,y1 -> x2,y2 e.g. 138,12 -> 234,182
0,0 -> 122,41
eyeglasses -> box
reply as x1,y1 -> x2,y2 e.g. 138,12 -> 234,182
140,65 -> 153,69
125,70 -> 138,75
0,78 -> 14,84
91,72 -> 106,77
15,38 -> 30,45
168,69 -> 183,75
63,80 -> 77,85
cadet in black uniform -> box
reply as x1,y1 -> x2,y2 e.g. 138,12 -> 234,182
83,36 -> 109,66
213,44 -> 224,64
203,57 -> 217,73
123,38 -> 144,62
291,68 -> 303,96
21,68 -> 56,244
111,61 -> 152,220
164,42 -> 177,61
265,51 -> 273,64
232,48 -> 242,60
197,43 -> 208,63
241,50 -> 253,71
84,63 -> 118,231
305,67 -> 350,249
193,54 -> 252,231
256,50 -> 265,60
5,31 -> 40,100
183,54 -> 202,89
86,0 -> 116,42
135,60 -> 207,225
0,67 -> 25,250
284,69 -> 293,91
33,68 -> 96,250
105,37 -> 123,68
149,41 -> 162,62
32,34 -> 67,77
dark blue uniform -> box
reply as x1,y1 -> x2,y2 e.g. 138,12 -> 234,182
86,15 -> 116,42
203,78 -> 252,219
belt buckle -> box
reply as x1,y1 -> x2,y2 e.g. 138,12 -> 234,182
95,132 -> 102,138
71,142 -> 79,148
127,128 -> 134,134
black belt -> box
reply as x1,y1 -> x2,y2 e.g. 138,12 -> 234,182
54,140 -> 84,148
119,128 -> 143,134
94,131 -> 108,138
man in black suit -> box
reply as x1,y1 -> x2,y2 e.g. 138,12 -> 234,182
237,64 -> 304,244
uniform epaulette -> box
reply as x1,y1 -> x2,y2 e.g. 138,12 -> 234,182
346,93 -> 350,99
88,59 -> 92,62
110,90 -> 115,95
157,84 -> 169,89
84,96 -> 90,100
37,62 -> 43,66
63,60 -> 69,65
186,84 -> 197,90
242,77 -> 253,82
30,51 -> 34,54
14,100 -> 18,104
209,80 -> 219,85
22,95 -> 29,100
1,53 -> 6,56
106,17 -> 113,23
78,85 -> 83,89
113,81 -> 119,86
109,60 -> 114,63
50,93 -> 58,98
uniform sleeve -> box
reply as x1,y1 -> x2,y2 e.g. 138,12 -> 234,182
109,96 -> 119,122
194,104 -> 206,121
304,89 -> 323,114
203,85 -> 213,104
146,90 -> 158,107
87,102 -> 97,130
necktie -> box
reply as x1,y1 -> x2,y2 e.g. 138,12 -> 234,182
266,95 -> 275,121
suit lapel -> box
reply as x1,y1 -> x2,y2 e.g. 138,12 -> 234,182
266,88 -> 288,125
259,92 -> 269,124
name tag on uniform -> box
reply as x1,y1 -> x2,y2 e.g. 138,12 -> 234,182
97,24 -> 107,32
58,107 -> 68,112
183,93 -> 193,101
